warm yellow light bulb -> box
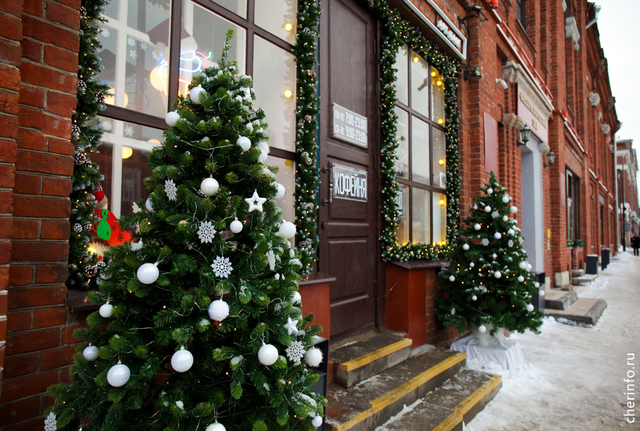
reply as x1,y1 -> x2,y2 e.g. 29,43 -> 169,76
440,199 -> 446,206
122,146 -> 133,159
436,80 -> 443,86
284,89 -> 293,98
412,56 -> 419,63
439,159 -> 445,165
438,119 -> 444,124
285,23 -> 293,32
431,71 -> 437,77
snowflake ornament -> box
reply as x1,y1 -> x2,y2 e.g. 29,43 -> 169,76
286,341 -> 305,364
211,256 -> 233,278
165,179 -> 178,201
482,238 -> 489,246
284,317 -> 299,336
198,221 -> 217,243
44,412 -> 57,431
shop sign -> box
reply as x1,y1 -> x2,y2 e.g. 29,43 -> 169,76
517,86 -> 549,143
332,103 -> 368,148
333,164 -> 367,202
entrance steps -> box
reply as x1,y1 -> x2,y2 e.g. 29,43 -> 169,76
325,333 -> 501,431
544,289 -> 607,325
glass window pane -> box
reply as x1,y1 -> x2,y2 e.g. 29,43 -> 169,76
411,116 -> 430,185
255,0 -> 298,44
432,128 -> 446,188
93,143 -> 113,204
395,107 -> 409,179
253,36 -> 296,152
432,192 -> 446,245
270,157 -> 296,224
182,2 -> 246,96
103,0 -> 119,19
212,0 -> 247,18
396,184 -> 410,244
410,51 -> 430,117
394,45 -> 409,106
412,188 -> 430,244
122,149 -> 153,216
127,0 -> 171,33
431,67 -> 445,125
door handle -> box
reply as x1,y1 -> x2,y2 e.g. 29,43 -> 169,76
323,165 -> 333,206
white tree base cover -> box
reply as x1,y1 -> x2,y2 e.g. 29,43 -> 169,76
451,330 -> 525,378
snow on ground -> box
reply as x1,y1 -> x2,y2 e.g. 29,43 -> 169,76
466,252 -> 640,431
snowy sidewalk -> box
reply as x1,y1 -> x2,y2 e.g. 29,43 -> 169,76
466,252 -> 640,430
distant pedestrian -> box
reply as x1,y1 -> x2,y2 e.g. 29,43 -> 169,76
632,235 -> 640,256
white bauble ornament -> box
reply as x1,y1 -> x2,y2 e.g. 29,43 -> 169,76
279,221 -> 296,239
83,345 -> 99,361
478,325 -> 487,333
275,183 -> 286,199
539,289 -> 545,296
503,215 -> 508,221
462,243 -> 470,251
200,177 -> 219,196
205,422 -> 226,431
171,347 -> 194,373
189,86 -> 206,104
473,204 -> 478,210
165,111 -> 180,127
519,261 -> 527,269
145,198 -> 154,212
472,295 -> 477,301
469,262 -> 475,268
258,344 -> 278,366
526,263 -> 532,271
502,196 -> 510,203
534,282 -> 540,288
484,206 -> 491,212
487,188 -> 493,195
258,150 -> 268,163
230,218 -> 243,233
526,304 -> 534,312
449,275 -> 455,282
510,206 -> 518,213
107,362 -> 130,387
236,136 -> 251,152
290,291 -> 302,305
491,253 -> 497,259
474,223 -> 481,231
208,299 -> 230,321
305,347 -> 324,368
508,229 -> 515,235
494,271 -> 502,279
451,308 -> 456,315
137,263 -> 159,284
99,303 -> 113,318
494,232 -> 502,239
312,416 -> 323,427
518,275 -> 525,282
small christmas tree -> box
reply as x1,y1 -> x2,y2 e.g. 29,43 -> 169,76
437,172 -> 543,335
49,30 -> 326,431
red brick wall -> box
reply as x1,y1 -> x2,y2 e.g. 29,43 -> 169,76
0,1 -> 80,429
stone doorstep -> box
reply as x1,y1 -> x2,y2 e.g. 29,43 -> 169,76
545,298 -> 608,325
331,333 -> 413,388
544,289 -> 578,310
378,370 -> 502,431
572,273 -> 598,286
572,269 -> 586,277
325,349 -> 466,431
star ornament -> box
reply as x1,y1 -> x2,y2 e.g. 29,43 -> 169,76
245,190 -> 266,212
284,316 -> 299,336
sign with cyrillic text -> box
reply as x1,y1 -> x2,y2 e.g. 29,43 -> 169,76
332,103 -> 367,148
333,164 -> 367,202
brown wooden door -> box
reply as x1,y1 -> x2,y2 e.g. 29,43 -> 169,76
319,0 -> 379,339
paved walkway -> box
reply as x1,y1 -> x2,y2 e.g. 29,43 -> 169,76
466,252 -> 640,430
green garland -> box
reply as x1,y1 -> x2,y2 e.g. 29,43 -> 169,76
67,0 -> 110,290
293,0 -> 322,274
365,0 -> 462,262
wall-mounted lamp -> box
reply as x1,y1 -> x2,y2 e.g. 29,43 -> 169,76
463,63 -> 482,80
544,150 -> 556,168
458,5 -> 487,35
517,124 -> 531,147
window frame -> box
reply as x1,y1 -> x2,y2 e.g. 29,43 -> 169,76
515,0 -> 526,27
566,168 -> 581,242
394,46 -> 448,245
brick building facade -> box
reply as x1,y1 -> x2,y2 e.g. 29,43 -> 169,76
0,0 -> 625,428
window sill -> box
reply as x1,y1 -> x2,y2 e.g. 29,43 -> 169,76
390,259 -> 450,271
66,289 -> 99,313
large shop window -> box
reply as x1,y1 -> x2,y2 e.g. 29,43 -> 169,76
96,0 -> 297,220
566,169 -> 581,241
393,45 -> 447,246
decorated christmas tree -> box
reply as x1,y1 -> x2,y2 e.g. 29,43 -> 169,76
48,30 -> 326,431
436,172 -> 543,335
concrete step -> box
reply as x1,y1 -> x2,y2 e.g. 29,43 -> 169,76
572,269 -> 586,277
325,347 -> 466,431
376,370 -> 502,431
331,333 -> 413,388
572,273 -> 598,286
544,289 -> 578,310
545,298 -> 607,325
